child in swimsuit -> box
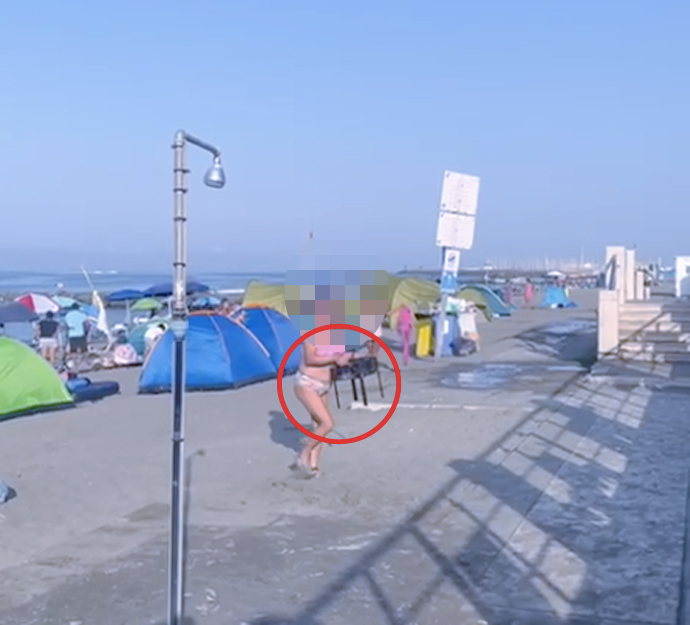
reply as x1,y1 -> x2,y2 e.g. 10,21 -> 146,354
293,342 -> 353,478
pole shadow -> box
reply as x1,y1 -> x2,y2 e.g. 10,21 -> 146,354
244,374 -> 690,624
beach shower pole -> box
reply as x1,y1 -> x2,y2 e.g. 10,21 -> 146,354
169,130 -> 225,625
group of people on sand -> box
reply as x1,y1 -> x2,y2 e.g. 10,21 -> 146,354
35,304 -> 90,367
503,281 -> 536,307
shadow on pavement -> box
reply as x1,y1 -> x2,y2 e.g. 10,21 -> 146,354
250,371 -> 690,623
269,410 -> 304,453
515,320 -> 598,368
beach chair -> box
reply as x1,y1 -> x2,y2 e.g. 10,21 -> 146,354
332,356 -> 384,409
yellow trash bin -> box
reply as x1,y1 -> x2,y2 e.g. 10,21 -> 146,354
416,318 -> 433,358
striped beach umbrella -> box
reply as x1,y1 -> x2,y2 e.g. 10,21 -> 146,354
15,293 -> 60,315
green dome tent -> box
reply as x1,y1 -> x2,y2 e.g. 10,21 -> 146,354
242,275 -> 440,330
242,281 -> 288,316
386,275 -> 439,330
0,337 -> 73,421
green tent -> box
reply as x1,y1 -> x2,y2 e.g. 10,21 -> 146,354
242,281 -> 288,315
242,275 -> 440,327
0,337 -> 73,421
386,275 -> 440,329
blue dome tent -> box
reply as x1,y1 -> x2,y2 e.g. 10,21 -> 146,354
139,315 -> 277,393
233,307 -> 301,371
456,284 -> 515,317
539,286 -> 576,309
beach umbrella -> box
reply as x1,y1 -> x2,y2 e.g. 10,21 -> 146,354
106,289 -> 144,327
15,293 -> 60,315
107,289 -> 144,303
143,281 -> 210,297
0,303 -> 39,323
82,304 -> 100,319
54,296 -> 98,318
54,295 -> 83,309
132,298 -> 162,312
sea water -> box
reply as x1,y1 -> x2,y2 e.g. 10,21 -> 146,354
0,270 -> 285,295
0,270 -> 285,344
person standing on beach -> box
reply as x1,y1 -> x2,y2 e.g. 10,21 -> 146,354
458,299 -> 480,352
36,311 -> 59,366
144,322 -> 167,359
64,303 -> 89,354
292,342 -> 353,478
285,238 -> 389,478
524,280 -> 534,307
396,306 -> 414,366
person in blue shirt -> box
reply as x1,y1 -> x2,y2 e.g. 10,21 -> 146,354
64,303 -> 89,353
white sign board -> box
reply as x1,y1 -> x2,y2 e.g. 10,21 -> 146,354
436,212 -> 476,250
436,171 -> 480,249
439,171 -> 480,215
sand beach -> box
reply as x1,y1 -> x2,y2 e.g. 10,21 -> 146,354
2,289 -> 690,624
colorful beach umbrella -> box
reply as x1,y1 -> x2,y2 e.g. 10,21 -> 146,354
53,296 -> 98,319
0,303 -> 39,323
132,298 -> 162,312
15,293 -> 60,315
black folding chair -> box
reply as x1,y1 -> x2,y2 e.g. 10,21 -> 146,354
332,357 -> 384,408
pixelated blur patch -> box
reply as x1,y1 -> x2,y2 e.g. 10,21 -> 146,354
285,242 -> 389,350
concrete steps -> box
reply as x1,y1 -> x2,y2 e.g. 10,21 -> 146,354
617,351 -> 690,364
635,332 -> 690,343
620,341 -> 690,354
620,321 -> 690,334
615,302 -> 690,364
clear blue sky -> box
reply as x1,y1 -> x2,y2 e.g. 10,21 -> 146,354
2,0 -> 688,272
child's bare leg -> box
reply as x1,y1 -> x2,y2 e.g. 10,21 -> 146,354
295,386 -> 333,473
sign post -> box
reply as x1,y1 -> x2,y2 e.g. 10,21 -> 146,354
434,171 -> 480,362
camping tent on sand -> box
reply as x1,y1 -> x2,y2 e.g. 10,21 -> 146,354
139,315 -> 279,393
456,284 -> 514,318
0,337 -> 73,421
242,275 -> 440,331
232,307 -> 301,372
242,281 -> 288,316
539,286 -> 576,309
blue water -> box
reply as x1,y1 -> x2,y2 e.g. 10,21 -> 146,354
0,270 -> 286,295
